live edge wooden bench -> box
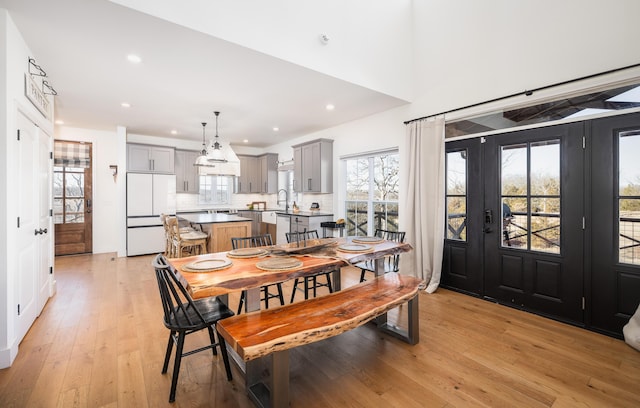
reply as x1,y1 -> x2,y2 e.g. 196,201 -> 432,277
216,272 -> 424,408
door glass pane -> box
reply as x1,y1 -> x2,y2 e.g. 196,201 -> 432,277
531,141 -> 560,196
345,201 -> 368,236
446,150 -> 467,241
619,130 -> 640,264
65,173 -> 84,196
346,158 -> 369,200
503,197 -> 528,249
501,144 -> 527,196
373,155 -> 399,201
501,140 -> 560,253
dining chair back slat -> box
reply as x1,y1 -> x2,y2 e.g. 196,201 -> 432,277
230,234 -> 284,314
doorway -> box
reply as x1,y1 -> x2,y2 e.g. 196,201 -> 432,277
443,112 -> 640,337
53,141 -> 93,255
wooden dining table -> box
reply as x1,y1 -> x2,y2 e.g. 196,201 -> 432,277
166,237 -> 417,406
168,237 -> 416,341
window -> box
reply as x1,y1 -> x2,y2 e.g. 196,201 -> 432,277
446,150 -> 467,241
199,175 -> 232,204
344,152 -> 399,236
619,130 -> 640,265
53,166 -> 85,224
501,140 -> 561,253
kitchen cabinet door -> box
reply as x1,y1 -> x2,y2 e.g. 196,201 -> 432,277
175,150 -> 199,193
292,139 -> 333,193
127,144 -> 175,173
259,153 -> 278,193
238,155 -> 260,193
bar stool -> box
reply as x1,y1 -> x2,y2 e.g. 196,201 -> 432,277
167,216 -> 208,257
321,221 -> 345,238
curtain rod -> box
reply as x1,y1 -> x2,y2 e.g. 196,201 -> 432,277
403,62 -> 640,125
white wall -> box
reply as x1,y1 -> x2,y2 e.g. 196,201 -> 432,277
55,127 -> 122,254
409,0 -> 640,119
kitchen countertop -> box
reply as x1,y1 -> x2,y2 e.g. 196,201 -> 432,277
275,210 -> 334,217
178,213 -> 252,224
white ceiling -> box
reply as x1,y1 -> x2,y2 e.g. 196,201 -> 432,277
2,0 -> 409,147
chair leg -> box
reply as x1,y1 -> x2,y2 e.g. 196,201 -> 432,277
325,272 -> 334,293
162,331 -> 175,374
304,277 -> 311,300
290,278 -> 301,303
216,329 -> 233,381
276,283 -> 285,306
237,291 -> 246,315
207,326 -> 218,356
359,268 -> 368,282
169,331 -> 186,403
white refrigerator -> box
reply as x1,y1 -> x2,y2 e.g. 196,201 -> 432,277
127,173 -> 176,256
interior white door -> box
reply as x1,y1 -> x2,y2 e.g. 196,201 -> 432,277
16,112 -> 39,342
37,128 -> 53,310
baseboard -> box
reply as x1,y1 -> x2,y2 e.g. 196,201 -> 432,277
0,340 -> 19,369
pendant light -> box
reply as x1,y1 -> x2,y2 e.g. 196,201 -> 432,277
194,122 -> 210,166
193,110 -> 241,176
207,111 -> 227,163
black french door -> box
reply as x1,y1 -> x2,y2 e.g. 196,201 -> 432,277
443,112 -> 640,337
590,112 -> 640,335
483,123 -> 585,324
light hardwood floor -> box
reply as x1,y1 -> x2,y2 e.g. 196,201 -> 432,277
1,252 -> 639,407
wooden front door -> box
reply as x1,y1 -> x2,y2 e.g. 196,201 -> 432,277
54,141 -> 93,255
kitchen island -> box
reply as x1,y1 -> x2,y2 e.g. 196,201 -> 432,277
178,213 -> 252,253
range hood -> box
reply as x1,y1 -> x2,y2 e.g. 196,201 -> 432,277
196,146 -> 241,177
194,111 -> 241,177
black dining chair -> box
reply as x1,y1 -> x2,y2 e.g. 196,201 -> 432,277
285,230 -> 334,302
152,254 -> 234,403
232,234 -> 285,314
357,229 -> 406,282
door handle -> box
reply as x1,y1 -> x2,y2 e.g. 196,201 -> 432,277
87,198 -> 92,213
34,229 -> 40,235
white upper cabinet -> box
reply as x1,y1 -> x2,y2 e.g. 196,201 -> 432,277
127,144 -> 175,173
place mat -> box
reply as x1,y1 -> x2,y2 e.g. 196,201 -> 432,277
182,258 -> 232,273
352,236 -> 385,244
337,243 -> 374,253
255,257 -> 304,271
271,238 -> 338,254
227,248 -> 269,259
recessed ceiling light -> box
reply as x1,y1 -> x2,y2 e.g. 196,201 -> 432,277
243,139 -> 249,143
121,102 -> 131,108
127,54 -> 142,64
325,104 -> 335,111
55,120 -> 64,125
170,130 -> 177,135
272,127 -> 279,132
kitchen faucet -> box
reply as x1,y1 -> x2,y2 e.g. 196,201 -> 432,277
277,189 -> 289,212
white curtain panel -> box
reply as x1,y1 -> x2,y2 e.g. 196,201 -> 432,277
400,116 -> 446,293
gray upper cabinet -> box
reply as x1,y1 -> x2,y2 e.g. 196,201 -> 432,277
237,155 -> 259,193
259,153 -> 278,194
175,150 -> 200,194
292,139 -> 333,193
127,144 -> 175,173
237,153 -> 279,194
